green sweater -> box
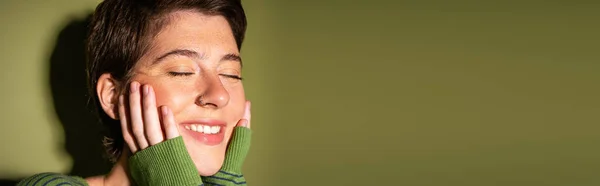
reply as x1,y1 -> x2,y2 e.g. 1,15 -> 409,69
18,127 -> 251,186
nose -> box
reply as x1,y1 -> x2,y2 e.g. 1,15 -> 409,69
196,75 -> 230,108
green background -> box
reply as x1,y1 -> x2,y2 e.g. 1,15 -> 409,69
0,0 -> 598,185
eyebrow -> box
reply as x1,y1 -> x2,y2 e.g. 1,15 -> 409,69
221,53 -> 243,67
155,49 -> 202,63
153,49 -> 242,66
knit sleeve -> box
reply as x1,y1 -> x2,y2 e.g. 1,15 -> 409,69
202,127 -> 251,186
17,172 -> 88,186
128,136 -> 204,186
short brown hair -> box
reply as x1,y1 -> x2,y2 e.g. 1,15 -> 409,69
86,0 -> 247,162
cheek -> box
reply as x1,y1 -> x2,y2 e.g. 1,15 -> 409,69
150,81 -> 245,122
226,85 -> 246,119
152,84 -> 194,112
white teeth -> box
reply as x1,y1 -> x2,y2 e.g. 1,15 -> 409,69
191,125 -> 197,131
184,124 -> 221,134
211,126 -> 219,133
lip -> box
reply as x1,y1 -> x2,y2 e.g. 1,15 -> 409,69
179,119 -> 227,146
180,119 -> 227,126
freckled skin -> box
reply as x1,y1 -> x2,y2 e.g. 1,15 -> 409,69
131,10 -> 245,176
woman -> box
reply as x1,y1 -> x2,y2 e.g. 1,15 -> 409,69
19,0 -> 252,185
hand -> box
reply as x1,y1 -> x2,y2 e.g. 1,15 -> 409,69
201,102 -> 251,184
237,101 -> 251,129
118,81 -> 179,153
221,101 -> 252,173
120,82 -> 204,186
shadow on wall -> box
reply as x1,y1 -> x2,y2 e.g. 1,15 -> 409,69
49,14 -> 112,177
0,15 -> 113,186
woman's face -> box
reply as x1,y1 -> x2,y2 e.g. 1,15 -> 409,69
130,10 -> 245,175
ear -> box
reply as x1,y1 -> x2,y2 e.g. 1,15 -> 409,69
97,73 -> 121,120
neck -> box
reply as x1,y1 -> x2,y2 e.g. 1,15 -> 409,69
86,150 -> 132,186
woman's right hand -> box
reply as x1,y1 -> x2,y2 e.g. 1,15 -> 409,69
118,82 -> 204,186
118,81 -> 180,154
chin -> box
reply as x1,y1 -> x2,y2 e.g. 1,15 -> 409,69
193,153 -> 225,176
178,121 -> 237,176
180,133 -> 228,176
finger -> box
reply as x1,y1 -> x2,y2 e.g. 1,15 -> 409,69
118,95 -> 138,153
129,82 -> 149,150
236,119 -> 249,128
142,85 -> 164,145
242,101 -> 251,128
161,106 -> 180,139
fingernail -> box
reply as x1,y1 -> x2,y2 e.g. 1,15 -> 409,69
161,106 -> 168,116
130,82 -> 138,93
240,119 -> 249,127
143,85 -> 149,95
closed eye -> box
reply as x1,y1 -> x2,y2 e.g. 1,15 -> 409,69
168,72 -> 194,76
220,74 -> 243,80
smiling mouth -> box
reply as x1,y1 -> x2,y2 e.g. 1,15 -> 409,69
184,124 -> 222,134
179,119 -> 227,146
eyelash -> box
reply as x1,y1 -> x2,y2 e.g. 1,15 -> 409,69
220,74 -> 244,80
168,72 -> 194,76
168,72 -> 243,80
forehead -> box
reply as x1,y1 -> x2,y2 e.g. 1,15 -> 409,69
143,10 -> 238,61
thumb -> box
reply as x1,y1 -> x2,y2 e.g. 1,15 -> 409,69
238,101 -> 251,128
237,119 -> 249,128
223,123 -> 252,173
